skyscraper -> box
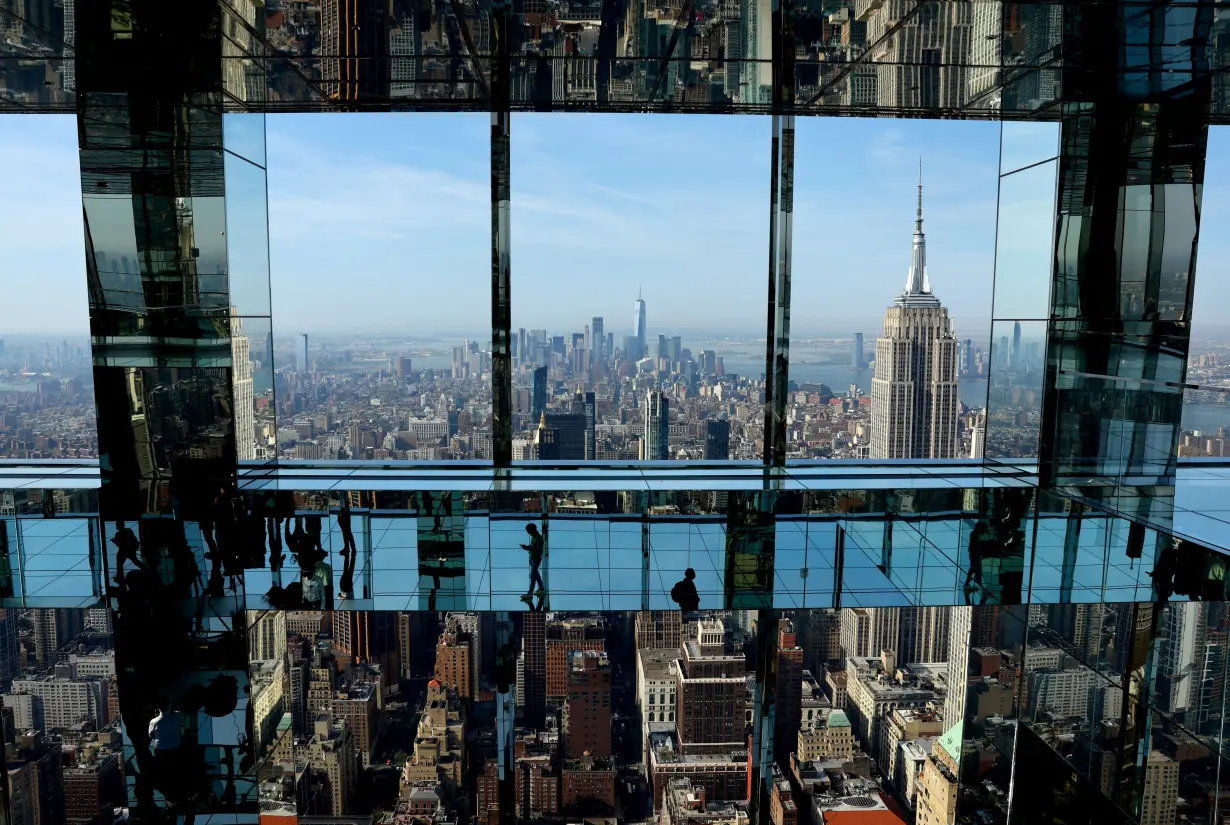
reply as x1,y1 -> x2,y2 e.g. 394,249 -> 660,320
231,309 -> 255,460
775,618 -> 804,761
852,332 -> 864,369
297,333 -> 310,373
643,390 -> 669,460
582,391 -> 596,460
522,612 -> 546,728
633,287 -> 646,361
870,162 -> 960,459
840,607 -> 899,660
531,366 -> 547,422
704,418 -> 730,460
591,317 -> 604,361
1011,320 -> 1022,372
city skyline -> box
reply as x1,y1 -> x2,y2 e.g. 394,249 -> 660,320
14,115 -> 1230,337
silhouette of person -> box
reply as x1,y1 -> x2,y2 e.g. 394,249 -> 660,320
521,523 -> 546,607
338,500 -> 357,557
306,514 -> 324,555
671,568 -> 700,612
963,521 -> 988,603
111,520 -> 142,585
337,502 -> 358,598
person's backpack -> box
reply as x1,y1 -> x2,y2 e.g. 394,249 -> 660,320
670,580 -> 684,605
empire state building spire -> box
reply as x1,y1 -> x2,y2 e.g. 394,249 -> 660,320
898,158 -> 939,307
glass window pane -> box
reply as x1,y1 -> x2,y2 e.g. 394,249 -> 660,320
267,113 -> 490,461
1000,121 -> 1060,175
794,118 -> 997,460
225,149 -> 272,318
993,159 -> 1057,321
0,115 -> 97,459
509,113 -> 769,463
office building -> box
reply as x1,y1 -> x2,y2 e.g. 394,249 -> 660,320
675,630 -> 747,750
10,675 -> 108,730
64,754 -> 124,825
522,612 -> 546,728
704,418 -> 730,460
870,166 -> 960,459
297,333 -> 310,373
852,332 -> 864,369
774,618 -> 804,761
4,5 -> 1227,823
231,310 -> 256,460
633,288 -> 647,360
564,650 -> 612,758
840,607 -> 899,661
915,727 -> 961,825
643,390 -> 670,460
531,365 -> 548,422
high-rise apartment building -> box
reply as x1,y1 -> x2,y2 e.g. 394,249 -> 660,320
1140,751 -> 1180,825
643,390 -> 670,460
435,616 -> 476,699
32,608 -> 83,667
870,165 -> 960,459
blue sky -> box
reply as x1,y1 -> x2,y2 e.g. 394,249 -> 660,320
4,114 -> 1230,343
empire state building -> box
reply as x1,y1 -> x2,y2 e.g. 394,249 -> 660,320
870,163 -> 960,459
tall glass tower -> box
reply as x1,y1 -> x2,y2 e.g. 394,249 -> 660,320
633,287 -> 646,360
870,162 -> 960,459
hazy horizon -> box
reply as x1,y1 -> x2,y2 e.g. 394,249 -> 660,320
5,115 -> 1230,346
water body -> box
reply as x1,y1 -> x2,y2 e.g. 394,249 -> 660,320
720,357 -> 990,408
1182,402 -> 1230,434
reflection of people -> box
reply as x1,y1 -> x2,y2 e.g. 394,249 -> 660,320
111,521 -> 142,584
0,521 -> 13,598
963,521 -> 988,603
521,523 -> 546,607
670,568 -> 700,612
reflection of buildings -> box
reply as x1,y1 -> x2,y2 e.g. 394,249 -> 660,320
231,309 -> 256,460
860,0 -> 972,110
870,166 -> 960,459
320,0 -> 390,101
